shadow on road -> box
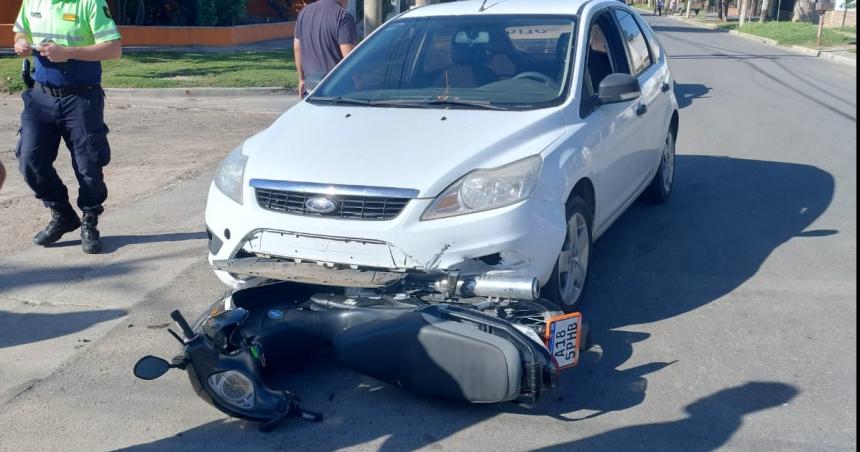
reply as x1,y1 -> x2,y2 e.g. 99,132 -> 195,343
0,308 -> 126,348
536,381 -> 799,451
674,82 -> 711,108
122,155 -> 833,450
47,231 -> 207,253
0,248 -> 195,291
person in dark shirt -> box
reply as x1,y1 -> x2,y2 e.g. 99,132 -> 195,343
293,0 -> 358,97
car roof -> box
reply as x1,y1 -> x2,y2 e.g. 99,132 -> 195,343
400,0 -> 598,18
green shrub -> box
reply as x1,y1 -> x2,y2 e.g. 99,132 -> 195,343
196,0 -> 218,26
215,0 -> 247,26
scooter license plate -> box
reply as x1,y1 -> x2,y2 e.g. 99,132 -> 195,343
545,313 -> 583,369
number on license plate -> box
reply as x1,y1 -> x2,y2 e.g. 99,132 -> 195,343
545,313 -> 582,369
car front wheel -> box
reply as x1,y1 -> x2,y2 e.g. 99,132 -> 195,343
543,195 -> 593,312
644,130 -> 676,203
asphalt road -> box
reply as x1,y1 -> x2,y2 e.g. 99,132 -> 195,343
0,15 -> 856,451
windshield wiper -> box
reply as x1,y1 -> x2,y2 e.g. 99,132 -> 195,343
421,98 -> 506,110
369,97 -> 506,110
310,96 -> 506,110
308,96 -> 375,106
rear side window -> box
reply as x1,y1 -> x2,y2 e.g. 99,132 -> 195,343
613,10 -> 652,75
637,16 -> 663,62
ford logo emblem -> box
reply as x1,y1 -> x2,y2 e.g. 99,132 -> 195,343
305,197 -> 337,214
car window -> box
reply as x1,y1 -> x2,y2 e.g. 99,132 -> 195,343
310,15 -> 577,110
636,15 -> 663,62
613,10 -> 652,76
584,16 -> 618,94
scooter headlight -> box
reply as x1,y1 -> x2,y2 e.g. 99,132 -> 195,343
208,370 -> 255,409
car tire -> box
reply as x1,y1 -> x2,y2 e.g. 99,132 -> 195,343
644,130 -> 676,203
542,195 -> 593,313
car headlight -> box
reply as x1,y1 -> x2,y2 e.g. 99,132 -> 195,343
208,370 -> 255,409
214,145 -> 248,205
421,155 -> 542,220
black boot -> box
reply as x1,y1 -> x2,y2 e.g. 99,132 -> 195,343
33,205 -> 81,246
81,212 -> 103,254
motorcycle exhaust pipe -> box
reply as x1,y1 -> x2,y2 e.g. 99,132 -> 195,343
433,275 -> 540,300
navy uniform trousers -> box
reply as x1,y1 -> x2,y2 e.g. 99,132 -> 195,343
16,85 -> 111,215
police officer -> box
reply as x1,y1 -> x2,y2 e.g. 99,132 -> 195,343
13,0 -> 122,254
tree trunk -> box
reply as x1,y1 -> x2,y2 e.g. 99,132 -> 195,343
792,0 -> 817,22
135,0 -> 142,25
760,0 -> 769,21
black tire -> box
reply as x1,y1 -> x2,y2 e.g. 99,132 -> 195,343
542,195 -> 593,313
644,130 -> 676,203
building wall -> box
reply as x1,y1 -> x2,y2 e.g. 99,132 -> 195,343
1,2 -> 20,24
823,9 -> 857,27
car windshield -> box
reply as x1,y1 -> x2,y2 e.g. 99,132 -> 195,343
309,15 -> 577,110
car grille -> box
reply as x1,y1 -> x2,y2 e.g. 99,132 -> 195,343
255,189 -> 410,221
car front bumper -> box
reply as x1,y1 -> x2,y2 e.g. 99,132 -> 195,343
205,183 -> 567,288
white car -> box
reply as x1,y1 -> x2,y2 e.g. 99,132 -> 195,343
205,0 -> 679,312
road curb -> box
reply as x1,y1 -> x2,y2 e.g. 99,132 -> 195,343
104,87 -> 297,97
727,29 -> 779,46
818,51 -> 857,66
790,45 -> 822,57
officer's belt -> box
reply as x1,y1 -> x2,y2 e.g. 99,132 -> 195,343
35,82 -> 101,98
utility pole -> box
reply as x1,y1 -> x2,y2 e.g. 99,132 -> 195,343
685,0 -> 692,17
816,10 -> 825,46
364,0 -> 383,36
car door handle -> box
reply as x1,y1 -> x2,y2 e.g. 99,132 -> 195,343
636,103 -> 648,116
661,81 -> 671,93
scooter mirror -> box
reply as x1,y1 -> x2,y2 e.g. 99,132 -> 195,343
134,355 -> 171,380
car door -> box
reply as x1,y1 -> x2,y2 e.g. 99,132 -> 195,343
574,11 -> 642,231
638,13 -> 674,157
611,9 -> 666,196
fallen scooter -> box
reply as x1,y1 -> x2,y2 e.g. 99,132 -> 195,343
134,274 -> 587,431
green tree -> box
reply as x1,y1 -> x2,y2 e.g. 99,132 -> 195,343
842,0 -> 856,27
215,0 -> 247,26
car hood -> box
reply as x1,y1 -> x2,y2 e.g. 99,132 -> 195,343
242,102 -> 567,198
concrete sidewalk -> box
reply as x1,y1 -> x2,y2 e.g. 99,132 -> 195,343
0,93 -> 298,406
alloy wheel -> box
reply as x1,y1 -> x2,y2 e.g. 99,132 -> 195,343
557,212 -> 590,306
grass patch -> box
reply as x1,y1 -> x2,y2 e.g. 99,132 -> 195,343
720,21 -> 857,47
1,50 -> 297,93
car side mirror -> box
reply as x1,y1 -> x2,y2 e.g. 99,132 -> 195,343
597,73 -> 642,104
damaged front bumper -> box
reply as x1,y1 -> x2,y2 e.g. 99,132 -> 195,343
204,183 -> 567,289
